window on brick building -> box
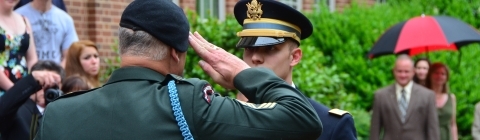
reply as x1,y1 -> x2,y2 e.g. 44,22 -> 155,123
196,0 -> 226,21
314,0 -> 335,12
172,0 -> 179,5
277,0 -> 303,11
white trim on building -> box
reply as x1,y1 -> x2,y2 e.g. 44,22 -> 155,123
278,0 -> 303,11
172,0 -> 179,5
197,0 -> 226,21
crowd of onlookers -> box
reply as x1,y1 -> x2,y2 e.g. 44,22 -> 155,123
369,55 -> 463,140
414,58 -> 458,140
0,0 -> 101,96
0,0 -> 101,139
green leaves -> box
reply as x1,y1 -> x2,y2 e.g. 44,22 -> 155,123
304,0 -> 480,139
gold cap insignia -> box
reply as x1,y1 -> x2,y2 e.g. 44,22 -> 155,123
328,108 -> 350,116
246,0 -> 263,20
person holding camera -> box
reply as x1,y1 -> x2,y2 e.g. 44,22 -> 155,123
0,60 -> 64,140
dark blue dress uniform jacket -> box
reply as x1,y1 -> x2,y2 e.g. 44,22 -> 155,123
307,99 -> 358,140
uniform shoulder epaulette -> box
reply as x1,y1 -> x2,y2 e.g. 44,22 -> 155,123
161,74 -> 188,85
169,74 -> 184,81
328,108 -> 350,117
54,87 -> 100,101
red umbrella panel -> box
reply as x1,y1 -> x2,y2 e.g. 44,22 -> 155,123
368,15 -> 480,59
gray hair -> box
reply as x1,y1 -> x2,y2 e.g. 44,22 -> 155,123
395,54 -> 414,69
118,27 -> 168,61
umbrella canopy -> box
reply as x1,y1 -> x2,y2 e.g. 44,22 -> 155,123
368,15 -> 480,59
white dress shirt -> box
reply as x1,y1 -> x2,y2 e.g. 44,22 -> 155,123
37,105 -> 45,115
395,81 -> 413,103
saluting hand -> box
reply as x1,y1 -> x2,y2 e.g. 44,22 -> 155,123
189,32 -> 250,89
31,70 -> 61,89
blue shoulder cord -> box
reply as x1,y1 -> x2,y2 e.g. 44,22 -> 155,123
167,80 -> 194,140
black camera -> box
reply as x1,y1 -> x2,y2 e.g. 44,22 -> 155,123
44,86 -> 63,105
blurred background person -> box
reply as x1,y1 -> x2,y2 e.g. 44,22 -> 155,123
426,62 -> 458,140
61,75 -> 90,94
0,60 -> 63,140
65,40 -> 100,88
15,0 -> 78,67
0,0 -> 38,97
370,55 -> 439,140
413,57 -> 430,87
14,0 -> 66,12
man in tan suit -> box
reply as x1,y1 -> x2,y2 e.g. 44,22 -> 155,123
370,55 -> 440,140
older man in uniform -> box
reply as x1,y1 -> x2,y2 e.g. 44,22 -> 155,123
234,0 -> 357,139
34,0 -> 322,140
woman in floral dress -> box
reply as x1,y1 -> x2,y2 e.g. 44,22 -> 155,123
0,0 -> 38,96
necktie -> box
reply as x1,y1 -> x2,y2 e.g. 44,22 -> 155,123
399,89 -> 408,123
30,113 -> 42,140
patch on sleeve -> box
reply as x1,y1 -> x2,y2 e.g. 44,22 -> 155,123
236,99 -> 277,110
203,84 -> 214,104
328,108 -> 350,116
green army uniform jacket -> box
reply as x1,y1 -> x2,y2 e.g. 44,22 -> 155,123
35,67 -> 322,140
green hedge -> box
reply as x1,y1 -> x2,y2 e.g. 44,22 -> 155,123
102,0 -> 480,139
305,0 -> 480,139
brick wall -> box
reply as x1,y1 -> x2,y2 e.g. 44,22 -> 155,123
226,0 -> 239,14
180,0 -> 196,11
224,0 -> 377,13
65,0 -> 132,68
336,0 -> 377,11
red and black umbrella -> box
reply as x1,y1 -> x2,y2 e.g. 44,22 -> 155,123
368,15 -> 480,59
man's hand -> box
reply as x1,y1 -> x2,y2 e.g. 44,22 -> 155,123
31,71 -> 61,89
189,32 -> 250,89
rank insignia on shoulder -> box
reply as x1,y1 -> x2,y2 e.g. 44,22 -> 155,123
203,84 -> 214,104
171,74 -> 184,80
166,74 -> 184,81
236,100 -> 277,110
55,87 -> 99,101
329,108 -> 350,116
162,74 -> 185,85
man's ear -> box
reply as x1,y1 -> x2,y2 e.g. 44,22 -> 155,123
170,48 -> 180,63
290,48 -> 302,67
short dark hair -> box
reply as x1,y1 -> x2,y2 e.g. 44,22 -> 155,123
31,60 -> 66,81
61,76 -> 91,93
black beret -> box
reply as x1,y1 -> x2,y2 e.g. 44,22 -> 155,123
234,0 -> 313,48
120,0 -> 190,52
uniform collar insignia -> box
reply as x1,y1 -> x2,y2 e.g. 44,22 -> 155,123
246,0 -> 263,20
